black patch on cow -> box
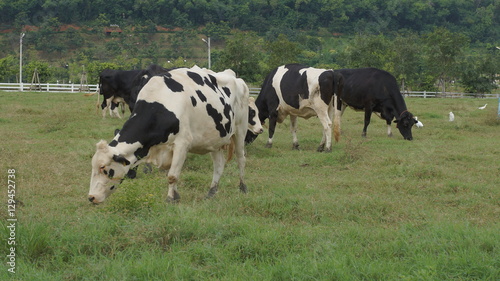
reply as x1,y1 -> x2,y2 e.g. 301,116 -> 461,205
116,100 -> 180,159
187,71 -> 204,86
206,104 -> 228,137
108,169 -> 115,179
163,75 -> 184,92
204,75 -> 218,92
248,107 -> 257,125
190,96 -> 197,107
222,87 -> 231,97
196,90 -> 207,102
109,140 -> 118,147
318,70 -> 336,105
113,155 -> 130,166
280,65 -> 309,109
223,103 -> 233,133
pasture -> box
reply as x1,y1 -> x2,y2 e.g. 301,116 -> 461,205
1,91 -> 499,280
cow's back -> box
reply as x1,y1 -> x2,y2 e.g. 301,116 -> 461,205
336,68 -> 400,110
134,68 -> 245,154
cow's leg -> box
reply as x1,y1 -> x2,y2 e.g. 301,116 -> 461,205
101,100 -> 109,118
165,145 -> 188,202
387,122 -> 393,137
233,133 -> 248,193
316,110 -> 333,152
290,115 -> 300,150
206,150 -> 226,198
362,109 -> 373,137
110,102 -> 122,118
266,113 -> 278,148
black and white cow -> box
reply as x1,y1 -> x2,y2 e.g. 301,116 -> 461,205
97,69 -> 143,118
246,64 -> 343,152
334,68 -> 417,140
88,66 -> 263,204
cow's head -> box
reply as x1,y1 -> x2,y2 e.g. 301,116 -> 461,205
88,140 -> 131,204
395,111 -> 417,140
248,97 -> 264,135
245,97 -> 264,144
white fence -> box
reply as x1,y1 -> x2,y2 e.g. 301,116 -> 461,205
0,83 -> 99,93
0,83 -> 499,98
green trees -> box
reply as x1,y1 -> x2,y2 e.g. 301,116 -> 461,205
0,56 -> 17,82
1,0 -> 497,43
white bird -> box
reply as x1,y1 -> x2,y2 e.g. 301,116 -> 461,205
449,112 -> 455,122
478,104 -> 487,110
414,116 -> 424,128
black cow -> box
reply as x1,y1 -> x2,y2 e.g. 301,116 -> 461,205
245,64 -> 343,152
98,69 -> 142,117
335,68 -> 417,140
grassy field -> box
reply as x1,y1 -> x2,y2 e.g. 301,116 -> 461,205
1,91 -> 499,280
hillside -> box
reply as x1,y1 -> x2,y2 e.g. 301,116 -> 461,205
0,0 -> 498,91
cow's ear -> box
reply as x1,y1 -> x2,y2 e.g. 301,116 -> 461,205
96,140 -> 109,152
112,155 -> 130,166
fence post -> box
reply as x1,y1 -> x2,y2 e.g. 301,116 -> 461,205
424,91 -> 427,98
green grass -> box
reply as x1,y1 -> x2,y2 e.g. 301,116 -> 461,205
0,92 -> 499,280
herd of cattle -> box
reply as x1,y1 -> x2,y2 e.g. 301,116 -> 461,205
88,64 -> 418,204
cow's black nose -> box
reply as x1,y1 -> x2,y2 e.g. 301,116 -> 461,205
88,196 -> 95,203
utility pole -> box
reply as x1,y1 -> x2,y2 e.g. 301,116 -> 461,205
202,37 -> 211,69
19,33 -> 25,91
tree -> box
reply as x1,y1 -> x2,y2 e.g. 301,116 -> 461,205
215,31 -> 264,83
0,56 -> 17,83
390,32 -> 424,91
265,34 -> 302,70
340,34 -> 393,70
25,61 -> 52,83
459,47 -> 500,95
423,27 -> 469,92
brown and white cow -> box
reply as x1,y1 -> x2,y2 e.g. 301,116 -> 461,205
88,66 -> 263,203
245,64 -> 343,152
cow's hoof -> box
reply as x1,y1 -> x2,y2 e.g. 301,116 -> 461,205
239,183 -> 248,193
265,143 -> 273,148
323,148 -> 332,153
206,187 -> 218,199
292,144 -> 300,150
316,145 -> 325,152
167,191 -> 180,203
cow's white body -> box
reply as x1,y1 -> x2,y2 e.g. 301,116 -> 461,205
89,66 -> 262,203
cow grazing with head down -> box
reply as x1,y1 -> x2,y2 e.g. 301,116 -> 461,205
88,66 -> 263,204
245,64 -> 343,152
335,68 -> 417,140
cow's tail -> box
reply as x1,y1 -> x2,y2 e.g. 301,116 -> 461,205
226,136 -> 236,162
333,96 -> 341,143
95,87 -> 101,115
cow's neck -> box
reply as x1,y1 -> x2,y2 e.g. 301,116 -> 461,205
391,94 -> 408,120
109,139 -> 145,167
